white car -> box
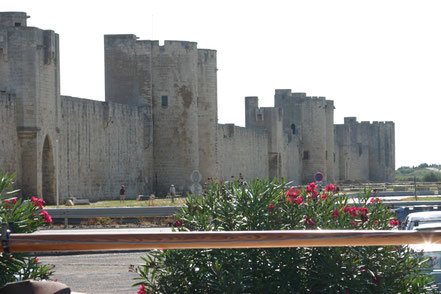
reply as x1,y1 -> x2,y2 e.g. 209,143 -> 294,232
400,211 -> 441,230
411,242 -> 441,290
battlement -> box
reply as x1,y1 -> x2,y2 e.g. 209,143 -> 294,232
275,89 -> 330,104
342,118 -> 395,126
372,121 -> 395,125
344,117 -> 358,124
104,34 -> 198,52
159,40 -> 197,52
198,49 -> 217,63
0,12 -> 28,27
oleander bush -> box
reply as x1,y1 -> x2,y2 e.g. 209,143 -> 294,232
135,178 -> 438,293
0,171 -> 54,287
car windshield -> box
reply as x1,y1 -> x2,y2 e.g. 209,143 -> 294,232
408,220 -> 441,230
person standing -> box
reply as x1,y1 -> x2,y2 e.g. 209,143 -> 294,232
120,185 -> 126,203
170,184 -> 176,203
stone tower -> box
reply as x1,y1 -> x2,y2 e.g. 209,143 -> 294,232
105,36 -> 217,194
0,12 -> 60,202
274,90 -> 334,183
245,96 -> 285,179
334,118 -> 395,182
197,49 -> 218,182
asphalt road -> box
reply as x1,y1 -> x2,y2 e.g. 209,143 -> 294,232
37,227 -> 172,294
39,252 -> 145,294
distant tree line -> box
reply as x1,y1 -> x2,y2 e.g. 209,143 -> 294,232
396,163 -> 441,182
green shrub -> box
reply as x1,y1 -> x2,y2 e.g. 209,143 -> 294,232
0,171 -> 54,287
423,172 -> 441,182
135,179 -> 438,293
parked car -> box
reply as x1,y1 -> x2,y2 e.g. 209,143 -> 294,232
400,211 -> 441,230
410,242 -> 441,290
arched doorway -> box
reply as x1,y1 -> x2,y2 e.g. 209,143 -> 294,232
42,135 -> 56,204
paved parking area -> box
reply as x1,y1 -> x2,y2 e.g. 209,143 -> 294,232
39,251 -> 148,294
36,227 -> 171,293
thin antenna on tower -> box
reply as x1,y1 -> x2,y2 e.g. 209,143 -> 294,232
152,14 -> 154,40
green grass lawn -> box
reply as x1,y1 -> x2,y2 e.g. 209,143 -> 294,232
46,197 -> 186,209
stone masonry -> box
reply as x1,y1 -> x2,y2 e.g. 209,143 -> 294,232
0,12 -> 395,203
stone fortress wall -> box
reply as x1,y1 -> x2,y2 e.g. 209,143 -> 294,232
0,12 -> 395,203
58,96 -> 152,200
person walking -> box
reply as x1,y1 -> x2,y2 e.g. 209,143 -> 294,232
120,185 -> 126,203
170,184 -> 176,203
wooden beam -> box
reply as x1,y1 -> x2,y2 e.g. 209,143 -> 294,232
2,230 -> 441,253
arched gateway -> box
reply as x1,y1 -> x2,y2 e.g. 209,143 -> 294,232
42,135 -> 56,204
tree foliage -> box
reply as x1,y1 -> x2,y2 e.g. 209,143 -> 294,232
0,171 -> 54,287
136,179 -> 438,293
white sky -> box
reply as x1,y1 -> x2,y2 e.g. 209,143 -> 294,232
4,0 -> 441,168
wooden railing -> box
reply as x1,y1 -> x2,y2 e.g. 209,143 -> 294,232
2,230 -> 441,253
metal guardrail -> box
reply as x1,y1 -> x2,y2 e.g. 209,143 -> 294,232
45,201 -> 441,225
347,191 -> 437,197
381,201 -> 441,207
45,206 -> 181,225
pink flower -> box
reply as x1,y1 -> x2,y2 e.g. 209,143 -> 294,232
268,203 -> 274,211
325,184 -> 336,192
350,221 -> 358,227
287,195 -> 303,205
390,219 -> 399,227
137,284 -> 147,294
370,197 -> 382,203
31,196 -> 46,209
332,209 -> 339,219
343,205 -> 358,217
358,207 -> 369,215
306,182 -> 317,193
54,279 -> 58,282
285,187 -> 300,197
304,216 -> 317,226
321,194 -> 328,200
173,220 -> 182,227
39,211 -> 52,223
35,258 -> 39,263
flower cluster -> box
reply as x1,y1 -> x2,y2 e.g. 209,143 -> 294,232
3,198 -> 17,208
306,182 -> 318,198
325,184 -> 336,192
40,210 -> 52,223
137,284 -> 147,294
285,187 -> 303,204
343,205 -> 359,217
31,196 -> 46,209
390,219 -> 399,227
